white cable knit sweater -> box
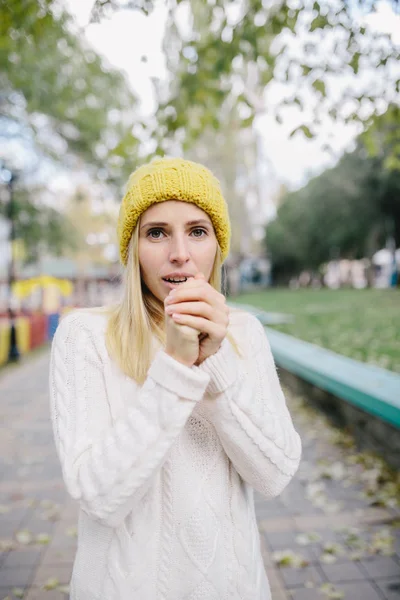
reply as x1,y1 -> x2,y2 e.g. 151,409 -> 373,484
49,308 -> 301,600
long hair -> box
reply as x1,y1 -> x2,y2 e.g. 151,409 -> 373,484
105,219 -> 238,384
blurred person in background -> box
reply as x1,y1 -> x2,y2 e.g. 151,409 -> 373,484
49,157 -> 301,600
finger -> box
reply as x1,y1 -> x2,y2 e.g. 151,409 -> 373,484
165,312 -> 199,336
167,302 -> 229,329
171,313 -> 225,338
164,278 -> 206,304
166,285 -> 225,307
165,301 -> 214,319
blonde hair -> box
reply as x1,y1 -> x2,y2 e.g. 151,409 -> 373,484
105,220 -> 239,384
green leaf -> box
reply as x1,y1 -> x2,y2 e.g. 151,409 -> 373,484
35,533 -> 51,545
349,52 -> 360,74
272,550 -> 309,568
43,578 -> 60,591
312,79 -> 326,96
293,97 -> 303,109
310,15 -> 330,32
240,115 -> 255,128
290,125 -> 313,139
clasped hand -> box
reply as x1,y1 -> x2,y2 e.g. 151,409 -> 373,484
164,273 -> 229,366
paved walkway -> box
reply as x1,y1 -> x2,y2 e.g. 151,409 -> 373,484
0,351 -> 399,600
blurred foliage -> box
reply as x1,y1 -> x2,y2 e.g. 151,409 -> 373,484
92,0 -> 400,161
0,0 -> 143,265
0,0 -> 140,183
236,287 -> 400,372
265,105 -> 400,280
186,104 -> 257,254
64,187 -> 117,266
0,184 -> 78,264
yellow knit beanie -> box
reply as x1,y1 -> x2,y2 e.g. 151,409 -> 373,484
117,157 -> 231,265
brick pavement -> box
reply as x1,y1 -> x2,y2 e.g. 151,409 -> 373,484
0,350 -> 399,600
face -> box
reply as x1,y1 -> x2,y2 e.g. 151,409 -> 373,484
138,200 -> 218,302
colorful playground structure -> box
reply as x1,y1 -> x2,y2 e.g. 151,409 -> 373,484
0,275 -> 73,366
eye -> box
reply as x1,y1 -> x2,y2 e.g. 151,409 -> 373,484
147,228 -> 165,240
191,228 -> 208,238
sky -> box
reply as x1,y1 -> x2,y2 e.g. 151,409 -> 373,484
63,0 -> 400,192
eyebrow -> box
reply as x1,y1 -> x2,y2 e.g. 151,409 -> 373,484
140,219 -> 211,230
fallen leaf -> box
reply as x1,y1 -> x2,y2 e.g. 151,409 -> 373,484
319,582 -> 344,598
0,539 -> 16,551
296,532 -> 321,545
43,578 -> 60,591
65,526 -> 77,538
323,543 -> 344,556
350,551 -> 364,561
321,553 -> 337,564
319,461 -> 347,481
57,585 -> 70,594
15,530 -> 33,545
272,549 -> 309,568
36,533 -> 51,545
369,528 -> 395,556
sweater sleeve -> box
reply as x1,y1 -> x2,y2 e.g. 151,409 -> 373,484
49,313 -> 210,528
199,314 -> 301,499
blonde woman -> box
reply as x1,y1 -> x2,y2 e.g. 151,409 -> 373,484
49,158 -> 301,600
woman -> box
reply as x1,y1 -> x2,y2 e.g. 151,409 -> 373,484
49,157 -> 301,600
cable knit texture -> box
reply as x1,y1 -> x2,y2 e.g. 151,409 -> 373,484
49,308 -> 301,600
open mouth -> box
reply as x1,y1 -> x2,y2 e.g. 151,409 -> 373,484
163,277 -> 189,284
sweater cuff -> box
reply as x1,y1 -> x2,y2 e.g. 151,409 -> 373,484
198,338 -> 239,394
148,350 -> 210,402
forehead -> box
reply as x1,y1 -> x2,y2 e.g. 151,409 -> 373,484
141,200 -> 211,224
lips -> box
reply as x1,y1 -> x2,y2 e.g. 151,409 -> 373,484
162,273 -> 194,284
163,277 -> 188,284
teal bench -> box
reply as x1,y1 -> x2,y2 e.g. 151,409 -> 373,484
265,327 -> 400,430
231,303 -> 400,430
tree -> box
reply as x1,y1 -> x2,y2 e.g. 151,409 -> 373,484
1,0 -> 140,183
0,1 -> 144,264
92,0 -> 400,162
265,110 -> 400,281
0,182 -> 78,266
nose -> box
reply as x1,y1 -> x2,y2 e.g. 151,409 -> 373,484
169,234 -> 190,264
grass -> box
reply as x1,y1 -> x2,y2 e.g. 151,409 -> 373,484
234,287 -> 400,373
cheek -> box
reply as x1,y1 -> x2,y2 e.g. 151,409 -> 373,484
138,242 -> 156,281
139,241 -> 166,284
196,240 -> 217,273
